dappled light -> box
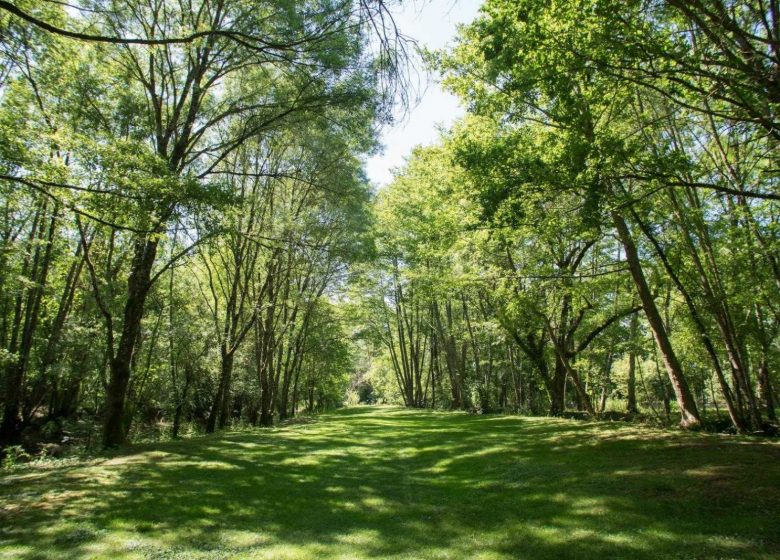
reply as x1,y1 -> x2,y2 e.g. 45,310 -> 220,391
1,0 -> 780,557
2,407 -> 779,559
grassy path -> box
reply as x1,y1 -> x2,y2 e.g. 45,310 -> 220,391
1,406 -> 779,559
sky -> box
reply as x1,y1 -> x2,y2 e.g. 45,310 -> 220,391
364,0 -> 483,188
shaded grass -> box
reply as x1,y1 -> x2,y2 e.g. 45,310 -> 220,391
1,406 -> 779,559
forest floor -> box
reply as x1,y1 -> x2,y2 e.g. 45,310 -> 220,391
1,406 -> 779,560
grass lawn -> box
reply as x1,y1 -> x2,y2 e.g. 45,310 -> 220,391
1,406 -> 779,559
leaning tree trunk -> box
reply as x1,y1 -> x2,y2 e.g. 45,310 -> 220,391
612,212 -> 701,428
24,240 -> 85,422
632,207 -> 745,431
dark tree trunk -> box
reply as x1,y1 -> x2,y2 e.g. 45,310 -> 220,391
207,347 -> 234,433
102,237 -> 159,448
172,365 -> 193,438
758,356 -> 776,422
1,201 -> 57,444
218,353 -> 235,430
551,343 -> 596,417
548,357 -> 566,416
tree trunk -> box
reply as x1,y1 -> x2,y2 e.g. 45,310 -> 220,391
1,201 -> 57,444
632,207 -> 746,431
172,365 -> 193,438
548,357 -> 566,416
103,237 -> 159,448
612,212 -> 701,428
207,346 -> 234,433
547,331 -> 596,417
627,311 -> 639,414
758,356 -> 776,422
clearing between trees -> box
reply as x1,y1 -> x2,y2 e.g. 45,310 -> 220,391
1,406 -> 779,560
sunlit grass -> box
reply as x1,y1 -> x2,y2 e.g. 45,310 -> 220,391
1,406 -> 779,559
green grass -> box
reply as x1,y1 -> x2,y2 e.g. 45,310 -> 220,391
1,406 -> 779,559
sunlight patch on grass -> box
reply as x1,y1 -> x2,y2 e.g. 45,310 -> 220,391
2,407 -> 779,560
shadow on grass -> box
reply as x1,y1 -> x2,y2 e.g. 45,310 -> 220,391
1,406 -> 779,559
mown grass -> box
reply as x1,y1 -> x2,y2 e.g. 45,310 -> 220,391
1,406 -> 779,559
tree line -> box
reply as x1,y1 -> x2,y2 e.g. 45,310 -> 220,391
2,0 -> 779,452
0,0 -> 406,449
359,0 -> 780,434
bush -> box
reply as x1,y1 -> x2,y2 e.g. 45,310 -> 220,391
2,445 -> 31,470
40,419 -> 63,441
345,389 -> 360,407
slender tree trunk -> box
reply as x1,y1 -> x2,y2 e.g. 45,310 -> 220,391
758,356 -> 776,422
257,292 -> 276,427
612,212 -> 701,428
207,347 -> 234,433
632,208 -> 745,431
172,365 -> 192,438
1,200 -> 56,443
627,310 -> 639,414
599,352 -> 613,414
26,241 -> 85,422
